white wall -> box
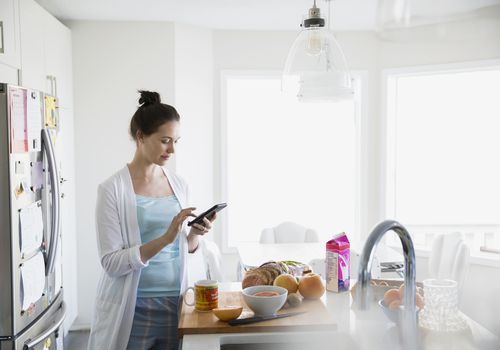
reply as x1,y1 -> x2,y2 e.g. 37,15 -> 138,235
69,21 -> 176,328
0,64 -> 19,84
173,23 -> 215,222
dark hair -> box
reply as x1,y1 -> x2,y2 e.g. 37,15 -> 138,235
129,90 -> 180,141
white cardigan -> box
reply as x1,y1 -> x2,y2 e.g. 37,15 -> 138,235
87,166 -> 190,350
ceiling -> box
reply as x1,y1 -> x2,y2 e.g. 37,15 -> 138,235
35,0 -> 500,31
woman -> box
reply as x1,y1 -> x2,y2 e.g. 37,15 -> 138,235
87,91 -> 215,350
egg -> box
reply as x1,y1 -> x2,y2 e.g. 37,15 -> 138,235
383,289 -> 401,306
396,284 -> 425,309
398,283 -> 406,297
416,293 -> 425,309
388,299 -> 402,310
399,284 -> 424,297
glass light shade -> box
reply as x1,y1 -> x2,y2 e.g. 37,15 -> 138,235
283,27 -> 354,102
376,0 -> 411,30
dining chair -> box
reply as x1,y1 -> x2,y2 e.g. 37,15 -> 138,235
259,221 -> 319,244
187,239 -> 224,283
428,232 -> 470,296
201,239 -> 224,282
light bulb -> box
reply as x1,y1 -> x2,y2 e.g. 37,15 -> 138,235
305,28 -> 322,56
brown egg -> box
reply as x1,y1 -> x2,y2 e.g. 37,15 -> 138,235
398,283 -> 405,297
396,284 -> 425,309
416,293 -> 425,309
383,289 -> 401,306
399,284 -> 424,298
388,299 -> 402,310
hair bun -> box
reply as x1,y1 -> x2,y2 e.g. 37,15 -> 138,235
138,90 -> 161,107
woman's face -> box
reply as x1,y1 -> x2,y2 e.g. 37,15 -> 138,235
137,121 -> 180,166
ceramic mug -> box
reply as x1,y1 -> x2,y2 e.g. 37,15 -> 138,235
183,280 -> 218,311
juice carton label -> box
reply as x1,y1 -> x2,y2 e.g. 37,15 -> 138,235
326,233 -> 350,292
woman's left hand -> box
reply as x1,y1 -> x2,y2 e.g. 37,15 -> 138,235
189,213 -> 217,236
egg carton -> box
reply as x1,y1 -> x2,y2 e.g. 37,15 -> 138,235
351,279 -> 423,302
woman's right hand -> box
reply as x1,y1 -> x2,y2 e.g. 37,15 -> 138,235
162,207 -> 197,244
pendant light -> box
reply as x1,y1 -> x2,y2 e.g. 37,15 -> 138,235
282,0 -> 354,102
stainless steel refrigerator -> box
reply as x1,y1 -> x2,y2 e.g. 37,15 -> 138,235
0,84 -> 65,350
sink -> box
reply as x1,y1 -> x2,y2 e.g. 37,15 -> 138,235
220,332 -> 360,350
222,345 -> 325,350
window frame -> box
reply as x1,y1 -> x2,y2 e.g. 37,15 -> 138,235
219,70 -> 367,253
382,59 -> 500,265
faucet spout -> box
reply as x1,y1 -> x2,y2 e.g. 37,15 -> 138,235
357,220 -> 419,349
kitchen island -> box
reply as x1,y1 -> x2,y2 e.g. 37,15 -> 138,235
179,283 -> 499,350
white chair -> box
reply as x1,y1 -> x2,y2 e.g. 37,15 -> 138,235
187,239 -> 224,284
201,239 -> 224,282
428,232 -> 470,295
259,221 -> 319,244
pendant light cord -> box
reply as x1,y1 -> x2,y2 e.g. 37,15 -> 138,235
326,0 -> 332,31
328,0 -> 331,31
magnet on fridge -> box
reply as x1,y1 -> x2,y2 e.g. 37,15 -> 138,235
15,161 -> 25,174
14,182 -> 24,199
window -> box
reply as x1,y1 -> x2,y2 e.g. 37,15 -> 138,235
222,72 -> 361,249
385,62 -> 500,255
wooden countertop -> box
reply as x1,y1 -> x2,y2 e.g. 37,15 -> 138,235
178,291 -> 337,336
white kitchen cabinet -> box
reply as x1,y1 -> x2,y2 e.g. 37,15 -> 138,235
19,0 -> 73,109
56,107 -> 78,334
44,18 -> 73,109
0,0 -> 21,69
18,0 -> 45,91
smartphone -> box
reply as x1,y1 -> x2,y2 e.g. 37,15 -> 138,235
187,203 -> 227,227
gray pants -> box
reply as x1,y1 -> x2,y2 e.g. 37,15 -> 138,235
127,296 -> 180,350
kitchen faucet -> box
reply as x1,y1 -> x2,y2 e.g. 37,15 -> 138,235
357,220 -> 420,350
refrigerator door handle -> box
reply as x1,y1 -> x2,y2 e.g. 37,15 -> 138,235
41,129 -> 61,276
23,302 -> 66,350
46,75 -> 54,96
53,77 -> 58,99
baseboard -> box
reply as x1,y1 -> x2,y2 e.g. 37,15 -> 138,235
69,323 -> 91,332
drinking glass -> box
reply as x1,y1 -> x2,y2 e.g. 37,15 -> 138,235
419,278 -> 467,332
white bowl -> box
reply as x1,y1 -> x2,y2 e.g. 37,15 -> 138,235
242,285 -> 288,316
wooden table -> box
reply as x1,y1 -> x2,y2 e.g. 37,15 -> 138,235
178,287 -> 337,336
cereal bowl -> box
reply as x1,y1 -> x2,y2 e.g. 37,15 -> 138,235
242,285 -> 288,316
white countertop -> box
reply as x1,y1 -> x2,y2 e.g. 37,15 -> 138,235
180,283 -> 499,350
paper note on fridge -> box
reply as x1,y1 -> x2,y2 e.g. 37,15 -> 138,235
20,251 -> 46,311
27,90 -> 42,151
9,87 -> 28,153
31,161 -> 44,191
19,202 -> 44,254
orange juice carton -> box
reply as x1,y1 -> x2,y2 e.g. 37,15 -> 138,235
326,233 -> 350,292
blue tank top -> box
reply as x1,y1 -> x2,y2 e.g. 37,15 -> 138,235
136,194 -> 182,297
